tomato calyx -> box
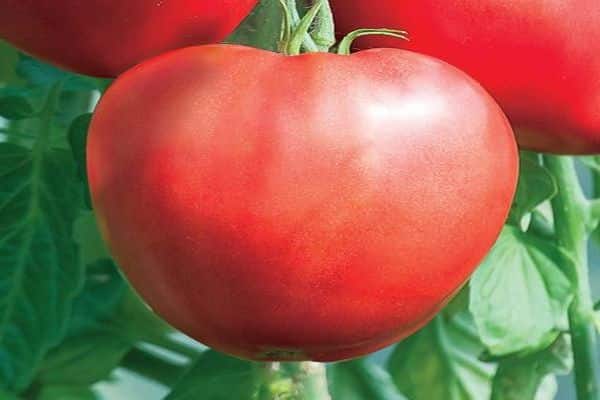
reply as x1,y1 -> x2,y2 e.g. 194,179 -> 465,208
278,0 -> 409,56
279,0 -> 326,55
336,29 -> 409,55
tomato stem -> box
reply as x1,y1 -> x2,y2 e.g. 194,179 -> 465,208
278,0 -> 337,55
279,0 -> 318,54
284,362 -> 332,399
278,0 -> 409,56
278,0 -> 293,47
544,155 -> 600,400
337,29 -> 409,55
310,0 -> 336,51
256,362 -> 331,399
286,0 -> 323,55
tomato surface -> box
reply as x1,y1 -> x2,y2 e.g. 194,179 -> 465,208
0,0 -> 257,77
88,44 -> 518,361
331,0 -> 600,154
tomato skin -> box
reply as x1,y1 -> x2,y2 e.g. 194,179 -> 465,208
88,45 -> 517,361
0,0 -> 257,77
331,0 -> 600,154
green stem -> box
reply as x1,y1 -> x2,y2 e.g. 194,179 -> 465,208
311,0 -> 335,50
544,155 -> 600,400
281,0 -> 318,53
337,29 -> 409,55
587,199 -> 600,230
257,362 -> 331,399
591,166 -> 600,245
285,362 -> 331,399
256,362 -> 287,400
285,0 -> 322,55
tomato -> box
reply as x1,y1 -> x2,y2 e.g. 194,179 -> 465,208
87,44 -> 517,361
0,0 -> 257,77
331,0 -> 600,154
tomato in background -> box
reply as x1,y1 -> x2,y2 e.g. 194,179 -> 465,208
0,0 -> 257,77
331,0 -> 600,154
87,44 -> 518,361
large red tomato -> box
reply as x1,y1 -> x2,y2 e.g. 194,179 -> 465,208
0,0 -> 257,77
331,0 -> 600,154
88,45 -> 518,361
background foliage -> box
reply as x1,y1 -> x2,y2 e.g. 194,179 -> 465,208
0,0 -> 598,399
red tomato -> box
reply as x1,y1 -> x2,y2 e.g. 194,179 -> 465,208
0,0 -> 257,77
88,45 -> 517,361
331,0 -> 600,154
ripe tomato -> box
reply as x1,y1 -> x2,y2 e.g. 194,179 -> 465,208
88,45 -> 518,361
0,0 -> 257,77
331,0 -> 600,154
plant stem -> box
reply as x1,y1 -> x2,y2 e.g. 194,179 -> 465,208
544,155 -> 600,400
310,0 -> 335,50
592,168 -> 600,244
283,0 -> 318,52
257,362 -> 331,399
588,199 -> 600,228
337,29 -> 408,55
286,0 -> 323,55
286,362 -> 331,399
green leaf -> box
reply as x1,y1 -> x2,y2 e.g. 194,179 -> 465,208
444,285 -> 470,318
35,332 -> 130,387
491,335 -> 572,400
67,114 -> 90,167
16,54 -> 108,92
166,350 -> 258,400
227,0 -> 283,50
0,94 -> 34,120
0,387 -> 19,400
118,346 -> 188,388
0,40 -> 20,84
39,261 -> 173,386
469,226 -> 573,356
328,359 -> 407,400
36,385 -> 97,400
33,260 -> 171,391
33,261 -> 140,390
73,211 -> 110,266
67,259 -> 127,337
388,310 -> 495,400
0,86 -> 52,127
509,154 -> 557,225
579,155 -> 600,174
0,143 -> 83,391
105,289 -> 172,343
67,114 -> 92,209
